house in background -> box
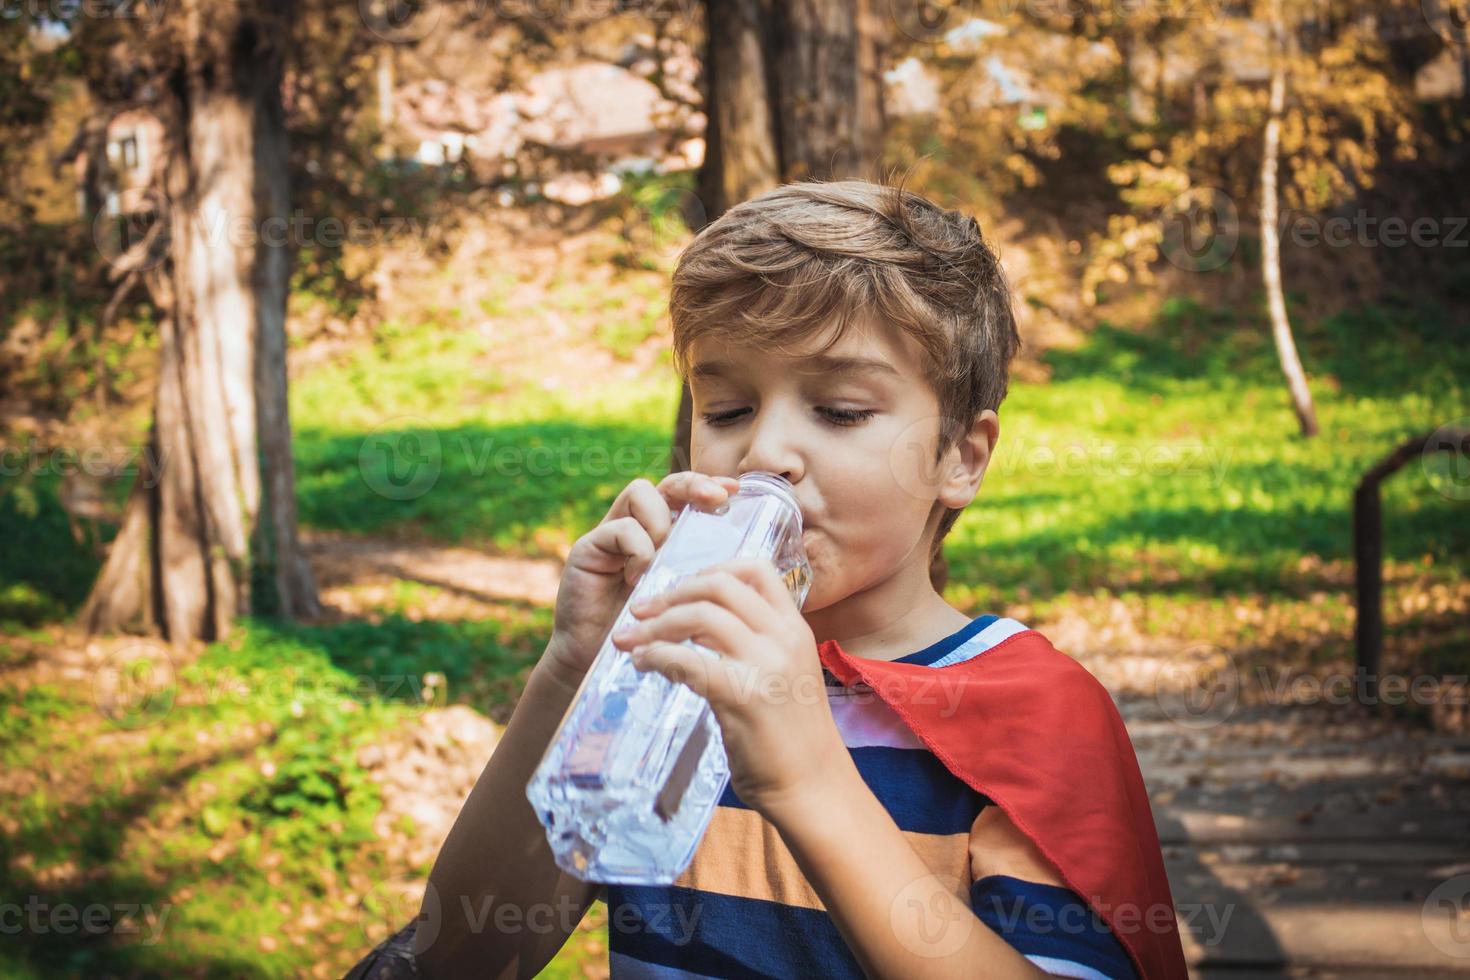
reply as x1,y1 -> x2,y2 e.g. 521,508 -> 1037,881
395,79 -> 523,167
393,55 -> 703,205
67,108 -> 165,218
68,45 -> 704,217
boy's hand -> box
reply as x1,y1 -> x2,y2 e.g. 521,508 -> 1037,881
542,472 -> 743,690
609,558 -> 847,815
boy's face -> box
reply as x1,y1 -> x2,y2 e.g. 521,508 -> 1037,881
687,317 -> 994,615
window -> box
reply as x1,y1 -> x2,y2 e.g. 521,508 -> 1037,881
107,133 -> 141,174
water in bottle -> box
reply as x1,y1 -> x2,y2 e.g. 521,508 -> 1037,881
526,471 -> 812,884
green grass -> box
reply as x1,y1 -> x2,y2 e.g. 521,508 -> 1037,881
0,611 -> 556,978
947,296 -> 1468,603
285,289 -> 1468,606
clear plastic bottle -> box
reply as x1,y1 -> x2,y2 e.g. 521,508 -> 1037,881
526,471 -> 812,884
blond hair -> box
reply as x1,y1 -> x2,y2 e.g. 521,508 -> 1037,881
670,177 -> 1021,552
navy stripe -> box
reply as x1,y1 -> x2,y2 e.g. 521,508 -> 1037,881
608,884 -> 864,979
716,744 -> 988,836
893,614 -> 1000,665
970,875 -> 1139,980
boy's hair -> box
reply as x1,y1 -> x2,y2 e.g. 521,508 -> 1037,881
670,177 -> 1021,553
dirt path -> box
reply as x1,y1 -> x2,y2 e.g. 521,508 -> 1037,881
305,531 -> 562,620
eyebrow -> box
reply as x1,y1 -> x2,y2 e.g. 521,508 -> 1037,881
689,354 -> 902,381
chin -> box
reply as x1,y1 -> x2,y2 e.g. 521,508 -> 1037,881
797,568 -> 841,614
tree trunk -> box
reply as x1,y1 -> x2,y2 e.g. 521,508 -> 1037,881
80,0 -> 319,642
79,114 -> 110,219
1259,17 -> 1320,439
854,0 -> 887,165
376,44 -> 395,159
700,0 -> 781,220
253,14 -> 322,620
770,0 -> 875,181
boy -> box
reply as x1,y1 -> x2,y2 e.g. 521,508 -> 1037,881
413,180 -> 1187,979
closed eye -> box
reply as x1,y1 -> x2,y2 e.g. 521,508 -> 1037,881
698,407 -> 876,428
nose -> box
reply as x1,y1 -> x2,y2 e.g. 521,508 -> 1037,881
738,401 -> 805,485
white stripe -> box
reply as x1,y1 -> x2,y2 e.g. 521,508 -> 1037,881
928,617 -> 1029,668
1025,953 -> 1119,980
610,950 -> 720,979
821,619 -> 1031,747
827,689 -> 926,750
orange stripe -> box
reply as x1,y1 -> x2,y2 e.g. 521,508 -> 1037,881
673,805 -> 972,911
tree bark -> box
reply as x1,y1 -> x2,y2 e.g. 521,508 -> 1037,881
770,0 -> 875,181
251,15 -> 321,620
854,0 -> 887,167
700,0 -> 781,219
81,0 -> 319,642
1259,13 -> 1320,439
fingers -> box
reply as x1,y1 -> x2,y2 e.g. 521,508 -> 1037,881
701,558 -> 793,611
579,473 -> 744,587
625,640 -> 721,702
603,473 -> 742,549
656,471 -> 742,513
613,600 -> 754,660
630,568 -> 769,630
575,515 -> 656,584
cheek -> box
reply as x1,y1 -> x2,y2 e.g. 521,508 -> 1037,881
811,486 -> 927,571
827,439 -> 932,526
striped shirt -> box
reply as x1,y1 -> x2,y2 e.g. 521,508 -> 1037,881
606,615 -> 1140,979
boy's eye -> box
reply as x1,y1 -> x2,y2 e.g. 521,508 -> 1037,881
698,406 -> 877,428
696,408 -> 746,426
817,406 -> 877,427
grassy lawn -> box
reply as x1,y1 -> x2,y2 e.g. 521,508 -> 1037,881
1,254 -> 1466,975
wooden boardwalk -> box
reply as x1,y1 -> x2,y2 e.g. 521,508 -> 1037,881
1117,695 -> 1470,977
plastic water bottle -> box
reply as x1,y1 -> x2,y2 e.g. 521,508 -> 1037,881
526,471 -> 812,884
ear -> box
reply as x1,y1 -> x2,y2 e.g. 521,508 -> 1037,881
936,410 -> 999,510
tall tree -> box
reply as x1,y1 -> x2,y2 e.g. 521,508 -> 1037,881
81,0 -> 320,640
1061,1 -> 1426,433
1259,0 -> 1319,438
769,0 -> 887,181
